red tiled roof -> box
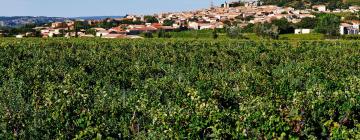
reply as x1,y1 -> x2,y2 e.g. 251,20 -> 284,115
130,26 -> 158,31
157,26 -> 174,30
152,23 -> 162,27
109,27 -> 124,32
102,34 -> 126,38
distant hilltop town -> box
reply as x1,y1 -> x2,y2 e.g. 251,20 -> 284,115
1,0 -> 360,38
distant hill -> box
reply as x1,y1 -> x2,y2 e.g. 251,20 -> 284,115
0,16 -> 69,27
74,16 -> 125,20
0,16 -> 126,27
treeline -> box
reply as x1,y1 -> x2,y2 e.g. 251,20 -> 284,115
224,13 -> 343,39
260,0 -> 358,9
0,24 -> 41,37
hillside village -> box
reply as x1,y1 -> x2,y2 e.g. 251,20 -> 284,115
5,1 -> 360,39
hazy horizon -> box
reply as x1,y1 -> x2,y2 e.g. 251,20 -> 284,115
0,0 -> 225,17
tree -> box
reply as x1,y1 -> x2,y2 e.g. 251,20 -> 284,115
144,32 -> 153,38
296,17 -> 318,29
119,19 -> 144,25
74,21 -> 79,38
75,21 -> 91,30
271,18 -> 294,34
288,1 -> 306,9
254,23 -> 279,39
59,29 -> 66,37
242,23 -> 255,33
175,23 -> 189,32
315,14 -> 340,36
85,29 -> 96,36
144,16 -> 159,23
157,29 -> 171,38
212,30 -> 219,39
163,19 -> 175,26
259,0 -> 353,9
343,12 -> 360,20
98,19 -> 118,29
227,26 -> 243,39
223,20 -> 232,26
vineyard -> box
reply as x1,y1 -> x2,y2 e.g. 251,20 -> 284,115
0,38 -> 359,139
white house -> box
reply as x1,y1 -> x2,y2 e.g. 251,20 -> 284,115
312,5 -> 327,12
128,25 -> 146,29
92,27 -> 106,32
96,30 -> 109,37
199,24 -> 214,30
16,35 -> 24,38
245,1 -> 259,7
188,22 -> 199,30
101,34 -> 126,39
340,23 -> 360,35
295,29 -> 312,34
349,6 -> 360,11
172,23 -> 180,28
40,28 -> 50,34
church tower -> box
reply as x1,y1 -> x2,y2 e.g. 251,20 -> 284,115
224,1 -> 229,8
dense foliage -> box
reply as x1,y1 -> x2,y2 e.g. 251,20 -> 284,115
260,0 -> 356,8
0,38 -> 359,139
314,14 -> 341,36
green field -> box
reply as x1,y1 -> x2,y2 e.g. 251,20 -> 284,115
0,38 -> 359,139
279,33 -> 325,40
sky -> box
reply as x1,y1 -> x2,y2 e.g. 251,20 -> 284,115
0,0 -> 225,17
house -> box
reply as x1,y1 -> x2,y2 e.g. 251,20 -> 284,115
245,1 -> 259,7
295,29 -> 312,34
199,24 -> 216,30
109,27 -> 126,34
128,25 -> 146,29
214,22 -> 224,29
340,23 -> 359,35
102,34 -> 126,39
65,32 -> 85,38
80,34 -> 95,38
172,23 -> 180,28
350,20 -> 360,29
126,26 -> 158,35
92,27 -> 106,32
51,22 -> 67,28
312,5 -> 326,12
126,35 -> 143,39
297,14 -> 316,19
188,22 -> 199,30
48,28 -> 66,37
96,30 -> 109,37
40,28 -> 51,35
349,6 -> 360,11
25,32 -> 34,37
16,35 -> 24,38
50,29 -> 62,34
65,21 -> 75,29
156,26 -> 175,31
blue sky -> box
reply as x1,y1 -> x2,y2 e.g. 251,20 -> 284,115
0,0 -> 224,17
